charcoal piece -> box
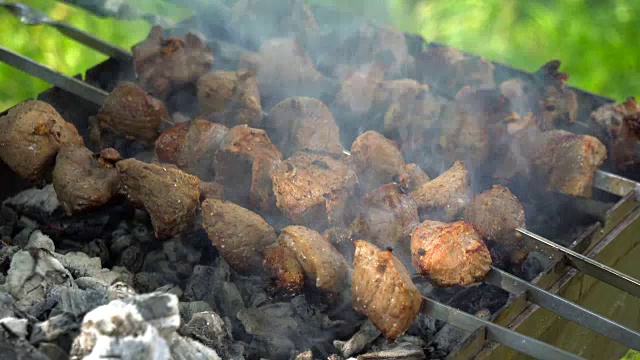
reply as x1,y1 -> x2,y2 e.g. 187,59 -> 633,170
198,69 -> 262,128
30,313 -> 78,344
201,199 -> 277,274
167,332 -> 223,360
54,251 -> 102,278
424,323 -> 468,359
110,234 -> 133,255
75,269 -> 130,291
0,292 -> 30,320
106,281 -> 137,302
133,271 -> 180,294
333,320 -> 381,358
132,223 -> 154,244
446,283 -> 509,317
119,245 -> 144,273
132,25 -> 214,100
37,343 -> 68,360
117,159 -> 200,240
155,284 -> 184,298
266,96 -> 344,159
179,301 -> 213,323
52,287 -> 106,319
0,100 -> 83,182
350,130 -> 405,193
83,238 -> 109,267
0,317 -> 28,339
163,236 -> 202,266
0,325 -> 49,360
183,265 -> 227,311
3,185 -> 62,224
181,311 -> 243,360
411,161 -> 471,222
357,342 -> 426,359
0,205 -> 17,235
213,125 -> 282,211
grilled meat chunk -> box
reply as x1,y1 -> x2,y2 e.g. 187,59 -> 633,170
198,181 -> 224,201
201,198 -> 277,274
272,150 -> 358,230
323,227 -> 356,264
263,241 -> 305,294
52,146 -> 120,215
117,159 -> 200,239
411,220 -> 491,287
213,125 -> 282,211
463,185 -> 528,267
267,97 -> 344,158
279,225 -> 349,294
350,130 -> 405,192
334,64 -> 384,116
155,118 -> 228,179
533,60 -> 578,130
0,100 -> 83,182
352,240 -> 422,341
197,69 -> 262,128
132,25 -> 214,100
93,82 -> 169,146
353,183 -> 419,250
398,163 -> 430,192
411,161 -> 471,221
590,97 -> 640,170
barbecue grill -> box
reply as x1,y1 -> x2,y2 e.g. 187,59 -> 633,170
0,2 -> 639,360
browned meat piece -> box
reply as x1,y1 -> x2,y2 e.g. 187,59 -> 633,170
263,241 -> 305,294
197,69 -> 262,128
334,63 -> 385,116
0,100 -> 83,182
155,118 -> 228,179
254,38 -> 325,103
213,125 -> 282,211
398,163 -> 430,192
350,130 -> 405,192
463,185 -> 529,267
411,220 -> 491,287
417,45 -> 495,95
411,161 -> 471,221
52,146 -> 120,215
266,97 -> 344,158
534,60 -> 578,130
272,150 -> 358,230
353,183 -> 419,250
93,82 -> 170,146
117,159 -> 200,239
201,198 -> 277,274
132,25 -> 214,100
352,240 -> 422,341
323,227 -> 356,264
529,130 -> 607,197
279,225 -> 349,294
198,181 -> 224,201
590,97 -> 640,170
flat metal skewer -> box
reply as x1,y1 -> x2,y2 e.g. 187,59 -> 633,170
485,266 -> 640,350
0,46 -> 108,105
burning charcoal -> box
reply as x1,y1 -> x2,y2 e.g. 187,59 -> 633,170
263,242 -> 305,294
198,69 -> 262,128
117,159 -> 200,239
272,150 -> 358,230
350,130 -> 405,192
181,311 -> 242,360
590,96 -> 640,170
52,146 -> 120,215
0,100 -> 83,182
213,125 -> 282,211
411,220 -> 491,287
352,240 -> 422,341
279,225 -> 349,294
411,161 -> 471,222
398,163 -> 430,192
353,183 -> 419,250
463,185 -> 529,267
93,82 -> 170,146
132,25 -> 214,100
201,199 -> 277,274
333,320 -> 381,358
3,185 -> 61,223
267,96 -> 344,158
155,118 -> 228,179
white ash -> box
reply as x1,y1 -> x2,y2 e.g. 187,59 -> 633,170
3,185 -> 61,220
0,317 -> 28,338
334,320 -> 381,358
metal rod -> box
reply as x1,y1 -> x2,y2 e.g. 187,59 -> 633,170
0,46 -> 108,105
485,266 -> 640,350
517,226 -> 640,298
421,297 -> 584,360
594,169 -> 640,200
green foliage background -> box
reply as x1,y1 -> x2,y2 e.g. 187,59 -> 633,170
0,0 -> 638,358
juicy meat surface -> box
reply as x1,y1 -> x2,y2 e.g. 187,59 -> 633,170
411,161 -> 471,221
463,185 -> 528,266
263,241 -> 305,294
352,240 -> 422,341
0,100 -> 83,182
132,25 -> 214,100
52,146 -> 120,215
117,159 -> 200,239
267,96 -> 344,158
93,82 -> 169,146
155,118 -> 228,180
354,183 -> 419,250
213,125 -> 282,211
272,150 -> 358,230
590,97 -> 640,170
279,225 -> 349,294
411,220 -> 491,287
350,130 -> 405,192
201,198 -> 277,274
197,69 -> 262,128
